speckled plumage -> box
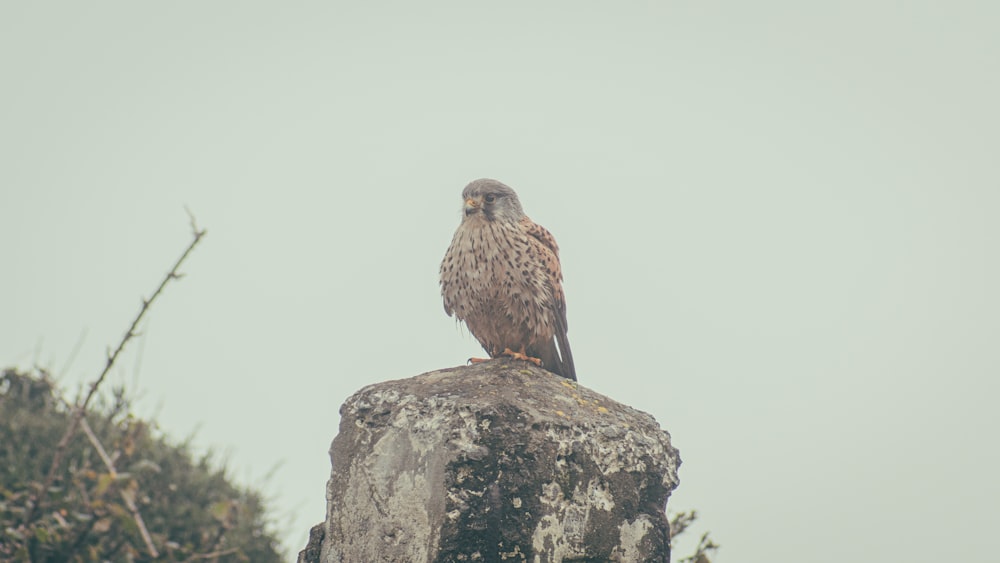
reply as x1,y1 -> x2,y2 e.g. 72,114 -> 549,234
440,179 -> 576,381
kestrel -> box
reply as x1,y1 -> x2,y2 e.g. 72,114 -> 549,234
440,178 -> 576,381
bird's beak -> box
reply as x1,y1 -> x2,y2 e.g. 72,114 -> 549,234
464,197 -> 481,215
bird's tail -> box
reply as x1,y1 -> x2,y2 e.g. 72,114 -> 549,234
553,328 -> 576,381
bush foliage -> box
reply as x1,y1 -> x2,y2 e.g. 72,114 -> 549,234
0,368 -> 283,562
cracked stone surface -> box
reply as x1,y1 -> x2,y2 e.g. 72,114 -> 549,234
299,360 -> 681,563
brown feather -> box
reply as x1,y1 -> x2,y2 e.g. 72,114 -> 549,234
440,179 -> 576,380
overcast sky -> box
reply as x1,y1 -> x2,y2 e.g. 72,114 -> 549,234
2,2 -> 998,561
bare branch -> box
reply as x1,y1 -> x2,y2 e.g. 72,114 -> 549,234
23,217 -> 206,525
183,205 -> 202,236
80,419 -> 159,557
79,419 -> 115,471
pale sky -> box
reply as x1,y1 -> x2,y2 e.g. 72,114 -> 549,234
2,2 -> 998,561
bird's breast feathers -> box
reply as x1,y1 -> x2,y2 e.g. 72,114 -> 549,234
441,220 -> 554,320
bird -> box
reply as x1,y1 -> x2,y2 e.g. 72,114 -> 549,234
440,178 -> 576,381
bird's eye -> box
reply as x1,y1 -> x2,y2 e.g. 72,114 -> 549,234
484,193 -> 497,203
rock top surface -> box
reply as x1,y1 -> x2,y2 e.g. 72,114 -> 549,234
301,360 -> 681,563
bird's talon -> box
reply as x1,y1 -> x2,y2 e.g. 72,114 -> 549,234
501,347 -> 543,367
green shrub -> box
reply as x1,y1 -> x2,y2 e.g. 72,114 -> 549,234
0,368 -> 283,562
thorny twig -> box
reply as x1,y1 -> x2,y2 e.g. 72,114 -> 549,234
23,218 -> 206,525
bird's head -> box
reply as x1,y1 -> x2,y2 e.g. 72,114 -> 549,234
460,178 -> 525,224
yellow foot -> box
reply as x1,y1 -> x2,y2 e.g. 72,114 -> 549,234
467,357 -> 490,364
501,347 -> 543,367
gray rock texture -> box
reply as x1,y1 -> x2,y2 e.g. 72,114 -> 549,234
299,361 -> 680,563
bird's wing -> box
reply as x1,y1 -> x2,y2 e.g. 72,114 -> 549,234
521,217 -> 576,381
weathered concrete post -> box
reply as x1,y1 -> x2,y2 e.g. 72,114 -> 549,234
299,361 -> 681,563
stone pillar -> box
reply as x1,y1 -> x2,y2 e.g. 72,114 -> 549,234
299,361 -> 680,563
